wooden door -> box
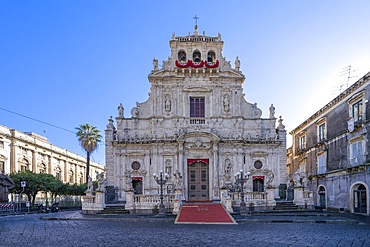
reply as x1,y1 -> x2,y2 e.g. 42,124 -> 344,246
188,161 -> 209,201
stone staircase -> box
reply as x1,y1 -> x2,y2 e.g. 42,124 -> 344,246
96,205 -> 129,215
273,201 -> 299,211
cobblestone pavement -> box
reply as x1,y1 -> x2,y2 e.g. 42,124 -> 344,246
1,211 -> 369,247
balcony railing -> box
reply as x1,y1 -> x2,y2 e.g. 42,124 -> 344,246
190,118 -> 206,124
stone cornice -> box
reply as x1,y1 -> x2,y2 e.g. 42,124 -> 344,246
290,71 -> 370,135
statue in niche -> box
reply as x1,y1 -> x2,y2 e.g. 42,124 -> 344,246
152,57 -> 158,71
224,159 -> 232,182
266,170 -> 274,188
118,103 -> 124,118
165,96 -> 171,112
235,56 -> 240,71
174,171 -> 183,190
269,104 -> 275,119
223,94 -> 230,113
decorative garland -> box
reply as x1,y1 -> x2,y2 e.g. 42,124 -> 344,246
175,60 -> 219,68
175,60 -> 190,68
205,60 -> 219,68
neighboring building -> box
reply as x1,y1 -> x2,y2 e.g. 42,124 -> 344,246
99,25 -> 287,214
0,124 -> 105,185
288,71 -> 370,214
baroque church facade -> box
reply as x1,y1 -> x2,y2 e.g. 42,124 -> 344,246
102,26 -> 287,213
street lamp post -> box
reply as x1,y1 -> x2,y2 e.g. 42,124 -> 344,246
153,171 -> 169,216
234,169 -> 250,215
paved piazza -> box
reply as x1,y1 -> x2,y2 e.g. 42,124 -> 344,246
1,211 -> 369,247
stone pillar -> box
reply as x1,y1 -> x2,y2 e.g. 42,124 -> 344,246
213,142 -> 220,200
32,150 -> 37,172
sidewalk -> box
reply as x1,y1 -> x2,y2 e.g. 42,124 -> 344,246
35,209 -> 370,225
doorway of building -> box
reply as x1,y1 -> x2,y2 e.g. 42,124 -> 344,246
132,178 -> 142,195
318,186 -> 326,208
354,184 -> 367,214
188,160 -> 209,201
253,177 -> 264,192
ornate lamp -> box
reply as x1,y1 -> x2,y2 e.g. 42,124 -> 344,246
153,171 -> 169,216
234,169 -> 250,215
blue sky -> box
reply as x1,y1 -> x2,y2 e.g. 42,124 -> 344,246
1,1 -> 370,165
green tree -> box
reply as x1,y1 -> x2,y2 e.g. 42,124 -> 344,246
9,171 -> 55,206
75,123 -> 102,184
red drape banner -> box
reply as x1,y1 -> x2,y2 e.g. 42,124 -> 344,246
252,176 -> 264,180
132,177 -> 142,181
187,159 -> 209,165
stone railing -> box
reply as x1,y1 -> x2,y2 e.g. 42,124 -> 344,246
230,192 -> 267,202
133,194 -> 175,205
82,195 -> 96,204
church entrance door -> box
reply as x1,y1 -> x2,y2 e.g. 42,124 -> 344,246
188,160 -> 209,201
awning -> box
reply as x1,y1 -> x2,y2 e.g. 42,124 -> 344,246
187,159 -> 209,165
132,177 -> 142,181
253,176 -> 264,180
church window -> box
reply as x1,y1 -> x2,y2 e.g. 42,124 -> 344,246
299,134 -> 306,150
352,100 -> 363,123
190,97 -> 205,118
350,139 -> 364,166
0,140 -> 4,149
317,152 -> 327,174
318,122 -> 326,142
131,161 -> 141,170
254,160 -> 263,169
207,51 -> 216,63
178,50 -> 186,62
192,50 -> 201,63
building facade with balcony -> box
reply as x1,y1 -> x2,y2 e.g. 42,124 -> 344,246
101,26 -> 287,214
0,124 -> 104,186
288,71 -> 370,214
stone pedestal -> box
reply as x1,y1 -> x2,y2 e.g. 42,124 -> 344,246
172,189 -> 183,215
220,188 -> 233,213
266,188 -> 276,208
125,190 -> 134,211
293,187 -> 305,207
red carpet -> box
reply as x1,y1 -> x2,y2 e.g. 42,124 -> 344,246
175,203 -> 237,224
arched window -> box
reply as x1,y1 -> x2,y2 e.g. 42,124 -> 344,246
55,167 -> 62,181
79,172 -> 84,184
178,50 -> 187,62
69,170 -> 74,184
19,158 -> 29,172
207,51 -> 216,63
39,163 -> 46,174
193,50 -> 201,63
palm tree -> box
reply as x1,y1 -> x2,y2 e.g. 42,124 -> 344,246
75,123 -> 102,184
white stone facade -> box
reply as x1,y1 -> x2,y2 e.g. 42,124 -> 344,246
105,27 -> 287,213
0,124 -> 104,184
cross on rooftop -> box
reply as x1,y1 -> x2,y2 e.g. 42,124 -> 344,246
193,15 -> 199,26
